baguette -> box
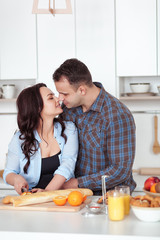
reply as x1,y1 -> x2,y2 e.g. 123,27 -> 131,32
2,188 -> 93,207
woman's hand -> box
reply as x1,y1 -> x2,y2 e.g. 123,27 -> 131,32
31,188 -> 46,193
13,175 -> 29,195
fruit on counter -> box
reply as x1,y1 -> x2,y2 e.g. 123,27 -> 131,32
53,196 -> 67,206
150,183 -> 157,193
144,177 -> 160,191
83,195 -> 87,202
68,191 -> 83,206
155,182 -> 160,193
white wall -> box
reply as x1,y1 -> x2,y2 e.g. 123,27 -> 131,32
0,105 -> 17,170
133,114 -> 160,170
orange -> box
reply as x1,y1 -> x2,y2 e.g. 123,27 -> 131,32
150,183 -> 157,193
68,191 -> 83,206
53,196 -> 67,206
83,195 -> 87,202
21,192 -> 32,196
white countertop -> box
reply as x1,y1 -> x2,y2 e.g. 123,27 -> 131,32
0,195 -> 159,240
0,175 -> 159,240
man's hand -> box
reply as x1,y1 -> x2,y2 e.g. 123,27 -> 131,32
62,178 -> 78,189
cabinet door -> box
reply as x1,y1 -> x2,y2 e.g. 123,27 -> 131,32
37,0 -> 75,93
0,0 -> 37,79
76,0 -> 116,96
116,0 -> 157,76
158,0 -> 160,75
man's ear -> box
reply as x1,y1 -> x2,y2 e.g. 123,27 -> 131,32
77,85 -> 87,96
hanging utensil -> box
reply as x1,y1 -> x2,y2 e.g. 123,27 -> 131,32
153,115 -> 160,154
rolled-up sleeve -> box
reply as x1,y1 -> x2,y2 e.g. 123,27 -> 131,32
54,122 -> 78,180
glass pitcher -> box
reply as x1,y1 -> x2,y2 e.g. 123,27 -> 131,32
101,175 -> 109,214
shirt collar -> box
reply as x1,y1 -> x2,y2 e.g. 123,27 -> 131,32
89,82 -> 106,113
34,122 -> 59,143
34,130 -> 41,142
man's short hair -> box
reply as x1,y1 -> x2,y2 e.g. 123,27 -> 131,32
53,58 -> 93,88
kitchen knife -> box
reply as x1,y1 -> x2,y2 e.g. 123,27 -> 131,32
21,187 -> 28,193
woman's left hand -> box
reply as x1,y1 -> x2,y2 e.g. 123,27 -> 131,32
31,188 -> 46,193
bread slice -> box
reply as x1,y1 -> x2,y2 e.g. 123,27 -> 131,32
2,188 -> 93,207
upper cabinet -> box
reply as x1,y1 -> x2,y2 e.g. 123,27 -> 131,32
36,0 -> 75,92
115,0 -> 157,76
158,0 -> 160,75
76,0 -> 116,96
0,0 -> 37,79
36,0 -> 116,96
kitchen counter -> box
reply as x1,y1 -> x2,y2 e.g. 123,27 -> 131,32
0,196 -> 159,240
0,177 -> 14,189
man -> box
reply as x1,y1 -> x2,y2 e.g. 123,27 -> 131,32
53,58 -> 136,195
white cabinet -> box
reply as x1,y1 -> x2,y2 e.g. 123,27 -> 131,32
158,0 -> 160,75
116,0 -> 157,76
0,0 -> 37,79
36,0 -> 75,93
36,0 -> 116,96
76,0 -> 116,96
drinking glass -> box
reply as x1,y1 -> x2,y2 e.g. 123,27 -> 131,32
108,189 -> 125,221
115,185 -> 130,215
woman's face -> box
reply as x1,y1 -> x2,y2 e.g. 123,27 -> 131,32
40,87 -> 63,118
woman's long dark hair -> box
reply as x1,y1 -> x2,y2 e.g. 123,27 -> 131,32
16,83 -> 66,174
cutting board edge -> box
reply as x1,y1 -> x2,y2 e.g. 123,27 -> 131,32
0,199 -> 91,212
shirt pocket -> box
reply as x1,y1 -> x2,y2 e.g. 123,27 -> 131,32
83,126 -> 101,148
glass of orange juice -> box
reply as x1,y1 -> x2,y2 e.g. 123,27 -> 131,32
108,189 -> 125,221
115,186 -> 130,215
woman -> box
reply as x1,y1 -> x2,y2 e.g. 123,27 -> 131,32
3,83 -> 78,195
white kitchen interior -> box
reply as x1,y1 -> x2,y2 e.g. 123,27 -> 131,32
0,0 -> 160,239
1,0 -> 160,189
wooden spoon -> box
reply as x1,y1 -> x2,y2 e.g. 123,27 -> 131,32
153,115 -> 160,154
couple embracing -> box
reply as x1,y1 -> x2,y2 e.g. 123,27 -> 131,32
3,58 -> 136,196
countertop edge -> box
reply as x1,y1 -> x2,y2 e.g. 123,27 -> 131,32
0,232 -> 159,240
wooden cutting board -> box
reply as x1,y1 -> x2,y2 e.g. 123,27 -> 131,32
0,198 -> 91,212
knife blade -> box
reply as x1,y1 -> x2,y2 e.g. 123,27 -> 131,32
21,187 -> 28,193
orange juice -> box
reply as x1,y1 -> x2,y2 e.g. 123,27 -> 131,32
115,185 -> 130,215
108,195 -> 124,221
123,194 -> 130,215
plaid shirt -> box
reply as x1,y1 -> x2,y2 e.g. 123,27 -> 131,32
61,82 -> 136,195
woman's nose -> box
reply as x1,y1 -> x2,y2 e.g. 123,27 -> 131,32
58,94 -> 64,101
54,95 -> 58,101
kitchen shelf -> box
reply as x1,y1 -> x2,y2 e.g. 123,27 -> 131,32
0,98 -> 16,102
120,96 -> 160,100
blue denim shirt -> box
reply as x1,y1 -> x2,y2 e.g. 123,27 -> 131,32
3,121 -> 78,190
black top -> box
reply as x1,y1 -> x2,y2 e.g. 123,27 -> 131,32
34,151 -> 61,189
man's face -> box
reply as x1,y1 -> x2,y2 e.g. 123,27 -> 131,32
54,76 -> 82,109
